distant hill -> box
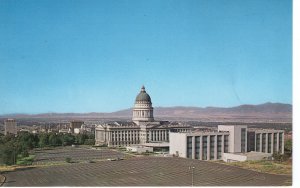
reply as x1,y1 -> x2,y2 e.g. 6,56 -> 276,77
0,102 -> 292,122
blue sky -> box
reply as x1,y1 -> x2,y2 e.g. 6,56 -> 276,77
0,0 -> 292,114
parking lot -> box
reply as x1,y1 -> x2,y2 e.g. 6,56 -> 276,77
2,153 -> 291,186
33,146 -> 126,164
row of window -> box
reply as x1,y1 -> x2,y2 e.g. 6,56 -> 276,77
187,135 -> 229,160
255,132 -> 283,153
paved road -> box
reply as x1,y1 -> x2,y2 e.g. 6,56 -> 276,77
2,157 -> 291,186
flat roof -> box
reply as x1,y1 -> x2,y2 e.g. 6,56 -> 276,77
142,142 -> 169,147
170,131 -> 229,136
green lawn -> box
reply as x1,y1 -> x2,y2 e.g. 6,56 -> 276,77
16,155 -> 35,165
214,160 -> 292,175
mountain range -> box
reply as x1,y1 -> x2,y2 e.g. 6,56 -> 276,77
0,102 -> 292,122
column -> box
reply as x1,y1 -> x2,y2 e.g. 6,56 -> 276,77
259,133 -> 262,152
254,133 -> 257,152
156,130 -> 158,141
276,132 -> 280,153
110,131 -> 113,145
199,136 -> 203,160
245,131 -> 248,153
192,136 -> 195,159
128,130 -> 130,144
127,130 -> 129,145
207,136 -> 210,160
159,130 -> 161,141
271,133 -> 274,154
108,131 -> 111,146
281,132 -> 285,154
214,135 -> 217,160
265,133 -> 268,153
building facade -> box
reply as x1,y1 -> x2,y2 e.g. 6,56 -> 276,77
248,129 -> 284,154
95,86 -> 191,146
170,131 -> 230,160
169,125 -> 284,161
4,119 -> 17,135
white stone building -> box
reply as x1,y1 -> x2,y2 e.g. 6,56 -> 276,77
170,130 -> 230,160
169,125 -> 284,161
95,86 -> 191,147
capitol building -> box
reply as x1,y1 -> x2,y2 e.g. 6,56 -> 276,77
95,86 -> 285,162
95,86 -> 191,147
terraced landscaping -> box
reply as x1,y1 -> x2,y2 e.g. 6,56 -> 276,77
1,148 -> 292,186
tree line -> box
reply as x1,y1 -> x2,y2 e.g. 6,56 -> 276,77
0,132 -> 95,165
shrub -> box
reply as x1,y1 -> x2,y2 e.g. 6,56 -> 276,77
65,157 -> 72,163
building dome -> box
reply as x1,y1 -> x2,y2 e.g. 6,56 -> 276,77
135,85 -> 152,103
132,85 -> 154,124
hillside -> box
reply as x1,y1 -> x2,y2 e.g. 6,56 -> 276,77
0,102 -> 292,122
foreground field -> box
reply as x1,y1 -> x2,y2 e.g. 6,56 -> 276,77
215,160 -> 292,175
2,156 -> 291,186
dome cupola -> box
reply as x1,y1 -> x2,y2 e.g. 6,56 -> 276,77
135,85 -> 152,103
132,85 -> 154,124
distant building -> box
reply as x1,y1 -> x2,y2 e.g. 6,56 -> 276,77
4,119 -> 17,135
95,86 -> 192,147
169,125 -> 284,162
126,145 -> 153,153
70,120 -> 84,133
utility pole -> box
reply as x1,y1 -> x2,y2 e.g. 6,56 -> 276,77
189,166 -> 195,186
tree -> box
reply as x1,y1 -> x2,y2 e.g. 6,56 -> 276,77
0,141 -> 17,165
272,152 -> 284,162
49,133 -> 62,146
17,132 -> 38,150
84,139 -> 95,145
38,133 -> 49,148
75,134 -> 88,145
62,134 -> 75,146
284,139 -> 292,156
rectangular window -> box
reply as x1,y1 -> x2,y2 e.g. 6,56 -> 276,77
256,134 -> 260,152
262,133 -> 266,152
268,133 -> 272,153
279,133 -> 283,154
210,136 -> 215,160
224,135 -> 229,153
202,136 -> 207,160
187,136 -> 192,159
217,135 -> 222,159
195,136 -> 200,159
273,133 -> 278,153
241,128 -> 246,153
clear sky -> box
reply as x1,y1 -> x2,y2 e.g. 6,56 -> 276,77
0,0 -> 292,114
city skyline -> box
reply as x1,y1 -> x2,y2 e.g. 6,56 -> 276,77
0,0 -> 292,114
